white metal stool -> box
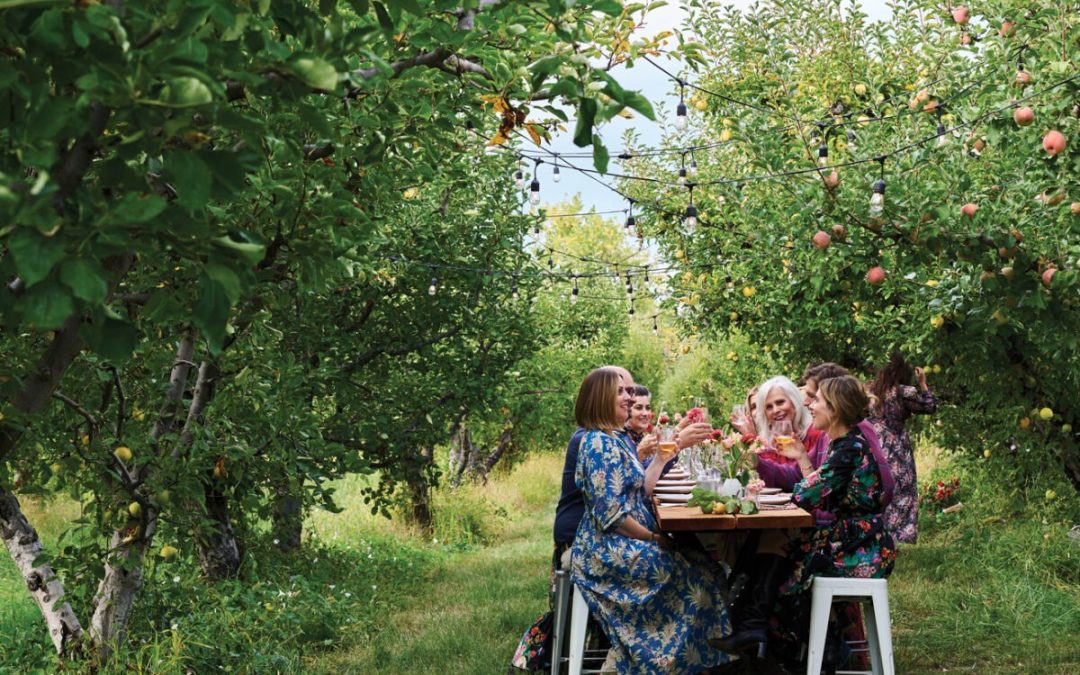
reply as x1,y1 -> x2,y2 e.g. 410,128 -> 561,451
807,577 -> 894,675
550,570 -> 608,675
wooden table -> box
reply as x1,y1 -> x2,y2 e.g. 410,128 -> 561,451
654,503 -> 814,532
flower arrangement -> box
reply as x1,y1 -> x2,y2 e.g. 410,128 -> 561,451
711,431 -> 760,485
922,476 -> 961,512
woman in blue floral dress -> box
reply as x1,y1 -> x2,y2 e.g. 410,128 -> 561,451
868,352 -> 938,544
571,367 -> 732,674
771,375 -> 896,665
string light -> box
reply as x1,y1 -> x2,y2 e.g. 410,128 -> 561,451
689,151 -> 698,177
676,80 -> 688,130
552,153 -> 561,183
684,183 -> 697,232
935,108 -> 950,148
628,299 -> 635,316
428,276 -> 438,296
869,156 -> 886,216
513,158 -> 524,189
652,315 -> 658,334
512,276 -> 520,301
529,160 -> 541,205
570,275 -> 579,305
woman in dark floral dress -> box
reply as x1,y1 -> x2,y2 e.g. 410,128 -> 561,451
868,351 -> 938,544
770,375 -> 897,667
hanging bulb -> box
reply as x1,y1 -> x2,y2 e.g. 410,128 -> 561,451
652,316 -> 658,334
689,157 -> 698,177
676,101 -> 688,130
684,202 -> 698,231
935,122 -> 949,147
869,179 -> 886,215
552,164 -> 561,183
428,277 -> 438,296
570,276 -> 579,305
846,128 -> 857,152
678,166 -> 687,181
628,303 -> 635,316
625,212 -> 636,230
512,283 -> 519,301
513,169 -> 523,189
529,178 -> 540,205
817,143 -> 829,168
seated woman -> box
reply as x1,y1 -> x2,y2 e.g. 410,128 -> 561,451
571,367 -> 732,673
752,376 -> 820,475
729,385 -> 759,439
773,375 -> 897,667
626,385 -> 657,461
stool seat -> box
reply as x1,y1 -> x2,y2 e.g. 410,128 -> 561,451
550,570 -> 609,675
808,577 -> 893,675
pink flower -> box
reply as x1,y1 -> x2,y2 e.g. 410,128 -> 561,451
685,407 -> 705,424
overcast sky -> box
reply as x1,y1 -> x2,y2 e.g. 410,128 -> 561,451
540,1 -> 894,215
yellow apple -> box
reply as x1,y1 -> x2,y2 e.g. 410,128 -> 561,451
114,446 -> 133,462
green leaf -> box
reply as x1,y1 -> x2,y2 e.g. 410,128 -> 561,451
529,56 -> 563,91
60,259 -> 108,304
373,2 -> 394,32
8,228 -> 64,287
592,134 -> 609,174
192,275 -> 232,353
84,316 -> 138,362
111,194 -> 167,224
213,233 -> 266,266
573,98 -> 598,147
621,91 -> 656,121
386,0 -> 422,14
293,57 -> 339,92
204,263 -> 242,304
593,0 -> 625,16
18,282 -> 74,330
166,151 -> 212,212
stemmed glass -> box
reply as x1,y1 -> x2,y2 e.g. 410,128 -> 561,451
771,419 -> 795,456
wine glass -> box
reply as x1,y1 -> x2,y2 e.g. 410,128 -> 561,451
657,425 -> 679,461
771,419 -> 795,455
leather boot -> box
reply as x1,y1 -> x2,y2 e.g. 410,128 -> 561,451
710,554 -> 787,656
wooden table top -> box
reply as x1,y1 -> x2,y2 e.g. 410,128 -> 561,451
654,502 -> 814,532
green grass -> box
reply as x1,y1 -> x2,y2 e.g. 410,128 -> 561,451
2,451 -> 1079,673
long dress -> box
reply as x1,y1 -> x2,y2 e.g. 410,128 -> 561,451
771,428 -> 896,656
869,385 -> 939,544
571,429 -> 731,674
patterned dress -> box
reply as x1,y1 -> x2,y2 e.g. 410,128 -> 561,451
869,385 -> 939,544
571,429 -> 732,674
782,428 -> 896,597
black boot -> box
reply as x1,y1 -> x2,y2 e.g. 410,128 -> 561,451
711,554 -> 788,656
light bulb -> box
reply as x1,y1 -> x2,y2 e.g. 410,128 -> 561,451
513,170 -> 523,188
529,178 -> 540,205
689,158 -> 698,176
570,287 -> 579,305
628,305 -> 635,316
685,203 -> 698,231
552,165 -> 560,183
625,213 -> 635,230
428,278 -> 437,296
512,287 -> 519,301
817,144 -> 829,168
935,123 -> 949,147
869,179 -> 885,215
678,167 -> 687,180
676,101 -> 688,129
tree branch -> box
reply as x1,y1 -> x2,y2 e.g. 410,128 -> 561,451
51,392 -> 100,436
340,326 -> 463,374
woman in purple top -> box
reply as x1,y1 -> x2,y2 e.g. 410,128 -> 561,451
868,352 -> 938,544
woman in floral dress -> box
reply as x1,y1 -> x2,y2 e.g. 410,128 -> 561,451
868,351 -> 938,544
772,375 -> 897,665
571,367 -> 732,674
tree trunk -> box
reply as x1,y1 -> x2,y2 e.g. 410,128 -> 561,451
89,509 -> 156,664
271,482 -> 303,552
449,424 -> 476,489
0,488 -> 84,655
407,465 -> 434,535
474,420 -> 516,484
196,482 -> 242,579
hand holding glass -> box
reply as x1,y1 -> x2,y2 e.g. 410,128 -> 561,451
657,426 -> 679,460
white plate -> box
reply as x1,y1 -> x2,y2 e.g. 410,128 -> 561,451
656,479 -> 696,487
654,485 -> 693,494
758,487 -> 782,495
656,492 -> 692,504
665,470 -> 690,478
757,493 -> 792,505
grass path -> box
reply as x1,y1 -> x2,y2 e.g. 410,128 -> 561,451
309,499 -> 553,674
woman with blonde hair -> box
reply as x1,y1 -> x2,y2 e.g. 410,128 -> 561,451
570,367 -> 731,673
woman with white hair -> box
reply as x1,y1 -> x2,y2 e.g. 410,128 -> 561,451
752,376 -> 819,472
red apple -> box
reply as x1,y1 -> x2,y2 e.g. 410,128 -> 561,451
960,33 -> 971,45
823,170 -> 840,189
1070,202 -> 1080,215
866,266 -> 886,286
961,203 -> 979,217
1009,227 -> 1024,243
831,224 -> 847,241
1043,130 -> 1066,156
1015,69 -> 1032,86
1013,106 -> 1034,126
999,21 -> 1016,37
952,6 -> 969,24
1042,268 -> 1056,287
812,230 -> 832,249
